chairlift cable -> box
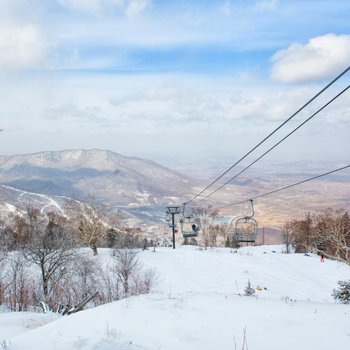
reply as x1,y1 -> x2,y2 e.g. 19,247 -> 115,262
197,84 -> 350,202
216,164 -> 350,210
185,65 -> 350,206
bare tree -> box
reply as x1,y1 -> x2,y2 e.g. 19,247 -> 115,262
208,224 -> 226,248
95,258 -> 121,304
313,208 -> 350,264
0,204 -> 156,312
114,227 -> 144,249
132,268 -> 158,295
44,254 -> 101,313
282,222 -> 294,254
73,255 -> 99,298
287,212 -> 313,253
5,205 -> 41,250
65,198 -> 109,255
192,206 -> 220,249
22,211 -> 79,304
6,255 -> 32,311
0,238 -> 8,306
284,208 -> 350,264
114,249 -> 141,296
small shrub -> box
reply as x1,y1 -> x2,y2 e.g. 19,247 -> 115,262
281,296 -> 296,306
244,280 -> 255,296
1,339 -> 11,350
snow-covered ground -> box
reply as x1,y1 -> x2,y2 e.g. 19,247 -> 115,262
1,245 -> 350,349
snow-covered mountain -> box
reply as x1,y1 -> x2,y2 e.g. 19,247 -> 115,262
1,150 -> 349,228
0,150 -> 195,221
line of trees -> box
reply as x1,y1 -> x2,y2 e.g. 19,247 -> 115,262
188,205 -> 350,259
0,202 -> 157,313
282,208 -> 350,264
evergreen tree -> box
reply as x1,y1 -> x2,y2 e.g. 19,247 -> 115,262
107,228 -> 118,248
332,280 -> 350,304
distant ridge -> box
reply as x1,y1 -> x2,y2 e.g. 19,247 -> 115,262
0,149 -> 181,173
0,150 -> 194,221
0,150 -> 349,228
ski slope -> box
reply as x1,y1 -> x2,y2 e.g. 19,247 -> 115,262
1,245 -> 350,350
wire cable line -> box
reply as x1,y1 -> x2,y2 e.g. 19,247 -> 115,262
216,164 -> 350,211
197,84 -> 350,203
185,65 -> 350,206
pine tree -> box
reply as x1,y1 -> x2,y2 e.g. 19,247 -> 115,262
332,280 -> 350,304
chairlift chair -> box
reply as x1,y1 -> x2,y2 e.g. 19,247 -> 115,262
235,217 -> 258,243
180,203 -> 200,238
234,199 -> 258,243
180,216 -> 200,238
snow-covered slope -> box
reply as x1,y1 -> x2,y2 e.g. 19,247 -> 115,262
1,245 -> 350,350
0,184 -> 67,216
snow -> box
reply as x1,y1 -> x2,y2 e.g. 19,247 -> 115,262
1,245 -> 350,349
1,185 -> 66,216
0,312 -> 59,339
3,203 -> 19,213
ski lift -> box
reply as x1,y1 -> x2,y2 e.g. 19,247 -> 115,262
180,204 -> 200,238
234,199 -> 258,243
180,216 -> 200,238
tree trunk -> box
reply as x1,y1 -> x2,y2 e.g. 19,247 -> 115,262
41,264 -> 49,298
92,245 -> 98,256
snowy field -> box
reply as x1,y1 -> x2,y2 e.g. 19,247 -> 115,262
1,245 -> 350,349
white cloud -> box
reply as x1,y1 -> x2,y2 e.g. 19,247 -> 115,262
57,0 -> 150,16
254,0 -> 278,12
226,88 -> 312,122
0,22 -> 47,73
57,0 -> 124,13
45,103 -> 105,123
271,34 -> 350,83
107,80 -> 326,126
0,73 -> 348,161
108,83 -> 228,124
125,0 -> 151,18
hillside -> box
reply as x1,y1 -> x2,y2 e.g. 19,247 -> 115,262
1,245 -> 350,350
0,149 -> 193,206
0,150 -> 199,225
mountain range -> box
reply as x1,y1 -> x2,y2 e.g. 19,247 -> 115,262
0,149 -> 199,225
0,149 -> 349,229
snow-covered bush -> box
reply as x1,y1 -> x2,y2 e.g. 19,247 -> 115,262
0,248 -> 158,313
332,280 -> 350,304
113,249 -> 158,297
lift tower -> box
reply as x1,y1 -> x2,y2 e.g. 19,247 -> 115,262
166,206 -> 180,249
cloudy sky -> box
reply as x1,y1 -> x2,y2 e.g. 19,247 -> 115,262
0,0 -> 349,167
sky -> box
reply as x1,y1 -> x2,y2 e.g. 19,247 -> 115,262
0,0 -> 349,167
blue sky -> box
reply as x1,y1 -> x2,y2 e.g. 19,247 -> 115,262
0,0 -> 349,167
